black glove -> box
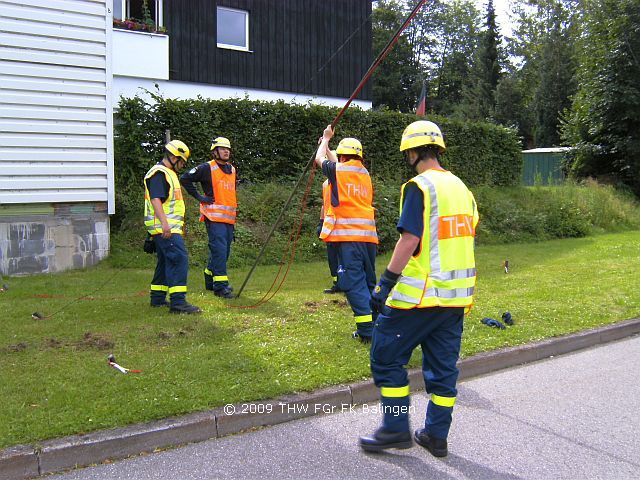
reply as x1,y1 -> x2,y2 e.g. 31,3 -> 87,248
143,234 -> 156,254
316,219 -> 324,237
481,317 -> 506,329
502,311 -> 514,326
370,268 -> 400,315
199,195 -> 214,204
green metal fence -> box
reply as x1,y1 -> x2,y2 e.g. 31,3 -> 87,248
521,148 -> 570,186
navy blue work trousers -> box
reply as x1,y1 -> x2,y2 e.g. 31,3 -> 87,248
370,306 -> 464,439
326,242 -> 339,278
205,220 -> 234,290
150,234 -> 189,306
335,241 -> 377,335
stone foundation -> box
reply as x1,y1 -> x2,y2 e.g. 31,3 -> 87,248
0,203 -> 109,276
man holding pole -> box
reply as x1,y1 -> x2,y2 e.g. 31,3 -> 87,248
359,120 -> 478,455
315,125 -> 378,342
318,158 -> 342,295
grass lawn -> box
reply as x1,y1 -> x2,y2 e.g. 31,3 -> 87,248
1,231 -> 639,449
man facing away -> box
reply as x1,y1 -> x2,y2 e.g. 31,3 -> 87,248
314,125 -> 378,342
359,120 -> 479,457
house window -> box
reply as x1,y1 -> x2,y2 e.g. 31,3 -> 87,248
113,0 -> 163,28
217,6 -> 249,51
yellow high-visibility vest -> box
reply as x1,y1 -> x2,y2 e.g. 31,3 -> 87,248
388,168 -> 478,310
143,164 -> 185,235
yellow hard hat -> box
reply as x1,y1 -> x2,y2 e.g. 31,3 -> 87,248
400,120 -> 446,153
210,137 -> 231,151
165,140 -> 190,161
336,138 -> 363,158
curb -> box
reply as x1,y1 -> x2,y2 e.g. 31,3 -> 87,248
2,318 -> 639,479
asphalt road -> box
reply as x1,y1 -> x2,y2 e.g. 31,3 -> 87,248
53,336 -> 640,480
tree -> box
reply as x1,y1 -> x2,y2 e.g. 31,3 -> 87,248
458,0 -> 502,120
429,0 -> 483,115
562,0 -> 640,194
371,0 -> 423,111
371,0 -> 482,114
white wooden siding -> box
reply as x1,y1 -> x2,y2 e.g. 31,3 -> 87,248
0,0 -> 114,213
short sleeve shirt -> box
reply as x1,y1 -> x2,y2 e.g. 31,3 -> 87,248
321,160 -> 340,207
146,169 -> 170,202
396,181 -> 424,238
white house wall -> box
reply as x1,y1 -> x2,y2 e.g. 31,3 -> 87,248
0,0 -> 114,214
113,76 -> 373,111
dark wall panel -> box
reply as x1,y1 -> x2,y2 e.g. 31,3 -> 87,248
166,0 -> 372,100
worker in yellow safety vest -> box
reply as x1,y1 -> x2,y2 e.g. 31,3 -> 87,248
314,125 -> 378,342
143,140 -> 202,314
359,120 -> 478,456
180,137 -> 237,299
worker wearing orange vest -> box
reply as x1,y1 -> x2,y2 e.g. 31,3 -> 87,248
144,140 -> 201,314
180,137 -> 237,299
314,125 -> 378,342
318,175 -> 342,294
359,120 -> 478,456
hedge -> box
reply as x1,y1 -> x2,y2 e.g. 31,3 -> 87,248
111,95 -> 522,266
113,95 -> 521,223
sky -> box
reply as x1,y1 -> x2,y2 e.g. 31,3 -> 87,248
475,0 -> 516,36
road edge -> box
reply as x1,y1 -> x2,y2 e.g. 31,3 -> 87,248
2,317 -> 638,480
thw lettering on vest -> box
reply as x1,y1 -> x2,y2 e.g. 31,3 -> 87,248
218,180 -> 234,191
345,183 -> 370,197
439,214 -> 475,239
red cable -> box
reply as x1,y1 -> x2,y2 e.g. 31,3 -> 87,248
228,0 -> 427,308
229,163 -> 317,309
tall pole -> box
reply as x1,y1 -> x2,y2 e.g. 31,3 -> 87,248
235,0 -> 428,299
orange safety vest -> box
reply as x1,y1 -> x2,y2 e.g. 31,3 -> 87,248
320,160 -> 378,244
199,161 -> 237,224
321,179 -> 333,218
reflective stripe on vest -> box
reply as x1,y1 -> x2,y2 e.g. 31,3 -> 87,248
320,160 -> 378,244
200,162 -> 237,225
144,164 -> 185,235
388,169 -> 478,310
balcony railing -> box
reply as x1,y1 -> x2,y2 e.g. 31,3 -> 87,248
112,28 -> 169,80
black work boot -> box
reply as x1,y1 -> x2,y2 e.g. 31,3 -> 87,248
359,428 -> 412,452
414,429 -> 448,457
150,300 -> 170,308
169,303 -> 202,314
323,283 -> 342,294
214,286 -> 234,299
351,331 -> 372,344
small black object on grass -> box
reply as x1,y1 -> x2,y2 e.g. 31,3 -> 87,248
502,311 -> 514,326
481,317 -> 506,330
31,312 -> 45,320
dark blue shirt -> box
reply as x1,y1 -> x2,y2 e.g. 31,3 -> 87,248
321,160 -> 340,207
180,161 -> 234,202
397,181 -> 424,239
146,165 -> 170,202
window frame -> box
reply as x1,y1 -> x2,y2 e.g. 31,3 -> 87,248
113,0 -> 163,27
216,6 -> 250,52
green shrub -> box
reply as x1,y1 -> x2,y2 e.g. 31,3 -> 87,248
473,181 -> 640,245
110,175 -> 640,269
113,95 -> 522,228
111,96 -> 640,268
